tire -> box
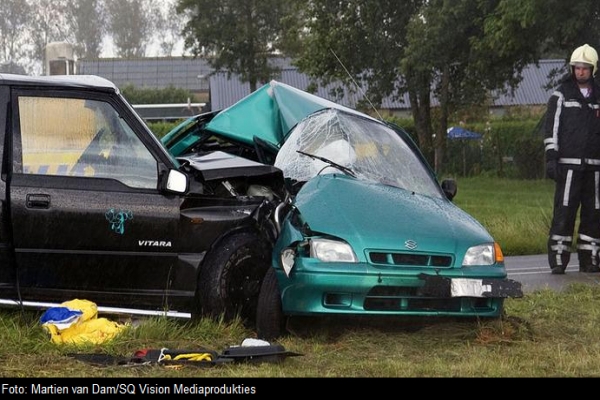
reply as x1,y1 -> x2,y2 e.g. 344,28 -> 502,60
196,231 -> 271,324
256,267 -> 287,340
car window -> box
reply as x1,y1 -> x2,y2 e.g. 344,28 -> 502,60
16,96 -> 158,189
275,109 -> 443,198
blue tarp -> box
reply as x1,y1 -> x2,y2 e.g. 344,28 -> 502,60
447,127 -> 482,140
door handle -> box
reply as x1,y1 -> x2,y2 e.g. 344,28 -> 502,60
26,194 -> 50,209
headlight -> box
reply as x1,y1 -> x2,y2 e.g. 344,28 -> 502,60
309,238 -> 358,262
462,243 -> 503,266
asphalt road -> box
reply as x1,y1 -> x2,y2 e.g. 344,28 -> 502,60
505,254 -> 600,293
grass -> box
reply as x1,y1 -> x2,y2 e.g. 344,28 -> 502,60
3,176 -> 599,378
4,284 -> 600,378
451,176 -> 555,256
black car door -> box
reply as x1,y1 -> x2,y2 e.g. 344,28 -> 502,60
8,89 -> 181,310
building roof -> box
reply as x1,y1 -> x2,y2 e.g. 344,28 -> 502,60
78,57 -> 213,91
77,57 -> 569,111
209,60 -> 569,111
492,59 -> 568,106
209,67 -> 412,112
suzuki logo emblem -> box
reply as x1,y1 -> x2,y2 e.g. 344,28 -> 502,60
404,240 -> 418,250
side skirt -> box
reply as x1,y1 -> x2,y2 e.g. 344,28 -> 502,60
0,298 -> 191,319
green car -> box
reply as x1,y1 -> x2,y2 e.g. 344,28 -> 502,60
162,81 -> 523,339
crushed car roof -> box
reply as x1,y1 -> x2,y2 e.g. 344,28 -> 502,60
205,80 -> 378,148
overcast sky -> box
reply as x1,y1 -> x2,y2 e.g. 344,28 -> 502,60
100,36 -> 186,59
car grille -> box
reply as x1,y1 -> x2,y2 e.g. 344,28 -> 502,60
363,285 -> 492,312
368,251 -> 453,268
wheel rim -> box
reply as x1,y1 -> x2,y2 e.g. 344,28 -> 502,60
225,254 -> 268,319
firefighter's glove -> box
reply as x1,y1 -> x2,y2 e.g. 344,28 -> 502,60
546,160 -> 557,181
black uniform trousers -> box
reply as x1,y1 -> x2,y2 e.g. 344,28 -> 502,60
548,166 -> 600,270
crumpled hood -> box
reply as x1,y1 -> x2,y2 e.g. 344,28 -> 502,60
292,175 -> 493,256
204,80 -> 371,148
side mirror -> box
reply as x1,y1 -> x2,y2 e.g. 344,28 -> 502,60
441,179 -> 457,201
165,169 -> 188,194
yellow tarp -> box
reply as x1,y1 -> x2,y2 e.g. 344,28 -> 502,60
42,299 -> 126,345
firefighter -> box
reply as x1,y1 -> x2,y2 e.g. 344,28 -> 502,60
545,44 -> 600,274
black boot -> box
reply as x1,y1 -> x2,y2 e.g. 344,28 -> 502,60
577,234 -> 600,272
579,254 -> 600,272
548,235 -> 571,274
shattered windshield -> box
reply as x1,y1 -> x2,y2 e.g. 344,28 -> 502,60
274,109 -> 443,199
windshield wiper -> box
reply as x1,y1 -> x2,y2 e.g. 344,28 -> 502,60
297,150 -> 356,178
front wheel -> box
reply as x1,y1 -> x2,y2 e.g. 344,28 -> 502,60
195,232 -> 271,325
256,268 -> 287,340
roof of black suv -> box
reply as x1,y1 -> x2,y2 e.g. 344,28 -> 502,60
0,73 -> 118,92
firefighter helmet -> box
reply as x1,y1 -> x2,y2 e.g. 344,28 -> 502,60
570,44 -> 598,76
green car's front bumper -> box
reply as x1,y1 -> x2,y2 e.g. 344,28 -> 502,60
276,261 -> 522,317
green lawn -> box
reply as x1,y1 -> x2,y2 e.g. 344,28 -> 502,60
451,176 -> 555,256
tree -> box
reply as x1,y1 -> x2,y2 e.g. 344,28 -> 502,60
153,0 -> 189,56
105,0 -> 157,58
65,0 -> 106,59
436,0 -> 600,172
0,0 -> 33,74
29,0 -> 70,75
290,1 -> 435,161
479,0 -> 600,85
177,0 -> 293,92
401,0 -> 522,173
288,0 -> 583,173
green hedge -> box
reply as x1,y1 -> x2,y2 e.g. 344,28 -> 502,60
455,119 -> 543,179
147,121 -> 181,139
121,84 -> 196,105
382,116 -> 544,179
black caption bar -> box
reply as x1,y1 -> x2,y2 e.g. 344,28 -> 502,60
0,379 -> 265,396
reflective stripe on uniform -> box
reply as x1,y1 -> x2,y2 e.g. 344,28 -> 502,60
578,234 -> 600,266
557,158 -> 600,166
552,93 -> 563,151
579,233 -> 600,243
564,101 -> 582,108
544,137 -> 556,152
554,253 -> 563,266
550,234 -> 573,267
563,169 -> 573,206
551,234 -> 573,242
596,171 -> 600,209
559,158 -> 582,165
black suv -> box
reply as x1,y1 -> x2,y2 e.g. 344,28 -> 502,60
0,74 -> 285,323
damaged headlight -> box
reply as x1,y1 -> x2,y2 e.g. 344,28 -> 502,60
280,248 -> 296,277
462,242 -> 503,266
309,238 -> 358,263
